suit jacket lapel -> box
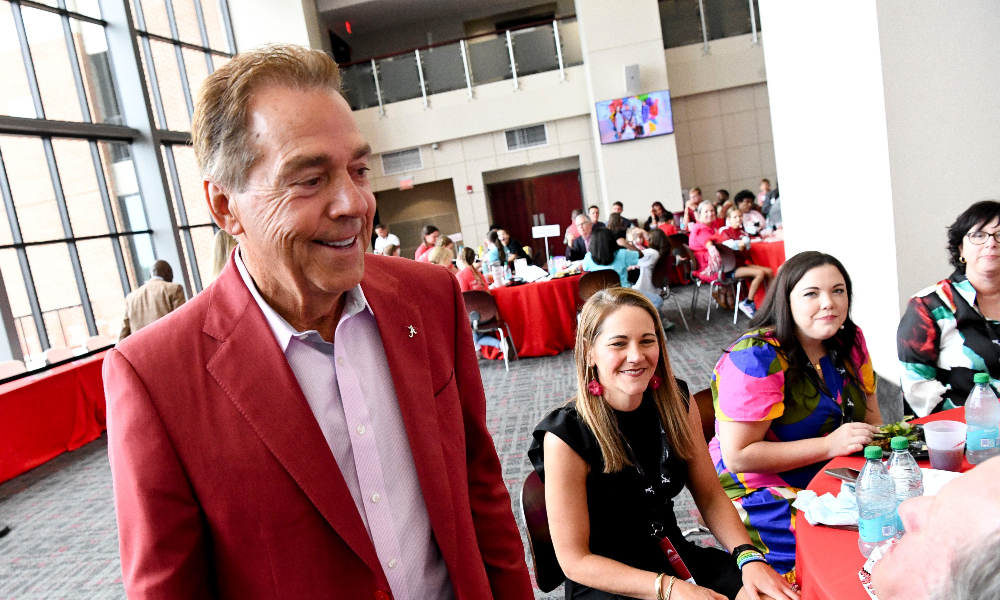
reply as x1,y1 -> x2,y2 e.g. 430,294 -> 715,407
362,266 -> 460,570
202,260 -> 385,581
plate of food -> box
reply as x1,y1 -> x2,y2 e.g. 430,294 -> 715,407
870,419 -> 928,460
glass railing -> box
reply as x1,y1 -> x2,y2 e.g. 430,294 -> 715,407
659,0 -> 761,50
340,16 -> 583,112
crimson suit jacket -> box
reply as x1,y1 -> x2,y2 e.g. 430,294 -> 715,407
105,253 -> 533,599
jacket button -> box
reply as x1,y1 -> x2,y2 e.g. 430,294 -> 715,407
374,592 -> 390,600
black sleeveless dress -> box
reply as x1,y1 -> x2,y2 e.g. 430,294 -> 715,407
527,384 -> 744,600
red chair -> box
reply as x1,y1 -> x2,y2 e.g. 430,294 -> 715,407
462,290 -> 517,371
520,471 -> 565,592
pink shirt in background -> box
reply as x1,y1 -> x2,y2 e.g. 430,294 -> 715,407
235,251 -> 454,600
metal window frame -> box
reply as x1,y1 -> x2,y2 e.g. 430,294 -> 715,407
162,144 -> 204,292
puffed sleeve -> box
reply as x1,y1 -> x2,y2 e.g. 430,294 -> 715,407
527,402 -> 601,482
712,334 -> 787,422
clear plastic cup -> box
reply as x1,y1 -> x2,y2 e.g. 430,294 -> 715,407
924,421 -> 967,472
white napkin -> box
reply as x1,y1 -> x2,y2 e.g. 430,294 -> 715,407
919,468 -> 962,497
792,482 -> 859,526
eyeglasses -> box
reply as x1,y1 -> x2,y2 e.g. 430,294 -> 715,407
967,231 -> 1000,245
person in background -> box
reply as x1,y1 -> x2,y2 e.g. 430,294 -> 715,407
485,230 -> 508,269
898,200 -> 1000,416
569,213 -> 594,262
757,178 -> 771,207
427,246 -> 457,274
735,190 -> 767,236
605,213 -> 628,241
711,251 -> 882,580
118,260 -> 186,342
529,288 -> 798,600
497,228 -> 531,264
381,243 -> 400,257
415,224 -> 440,261
611,201 -> 635,228
373,223 -> 400,255
657,212 -> 679,236
211,229 -> 239,281
435,234 -> 456,256
583,228 -> 652,297
716,198 -> 735,221
716,189 -> 730,205
564,208 -> 584,247
631,227 -> 676,331
683,187 -> 702,229
588,205 -> 605,228
716,207 -> 751,252
455,247 -> 504,356
870,455 -> 1000,600
689,201 -> 772,317
644,201 -> 671,231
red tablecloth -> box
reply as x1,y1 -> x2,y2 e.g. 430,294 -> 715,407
748,239 -> 786,306
796,408 -> 969,600
486,274 -> 581,358
0,351 -> 108,484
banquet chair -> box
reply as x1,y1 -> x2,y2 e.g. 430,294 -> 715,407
578,270 -> 621,304
693,388 -> 716,443
520,471 -> 565,592
462,290 -> 518,371
690,246 -> 755,324
667,234 -> 694,284
0,360 -> 26,379
650,253 -> 689,331
43,346 -> 75,365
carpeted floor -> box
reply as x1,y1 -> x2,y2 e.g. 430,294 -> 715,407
0,285 -> 826,599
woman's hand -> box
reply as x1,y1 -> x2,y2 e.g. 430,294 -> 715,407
669,578 -> 728,600
740,562 -> 799,600
824,422 -> 879,458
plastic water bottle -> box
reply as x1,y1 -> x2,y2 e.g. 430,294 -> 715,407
856,446 -> 899,557
886,436 -> 923,534
965,372 -> 1000,465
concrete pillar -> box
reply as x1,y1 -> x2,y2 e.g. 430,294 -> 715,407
760,0 -> 1000,384
574,0 -> 684,217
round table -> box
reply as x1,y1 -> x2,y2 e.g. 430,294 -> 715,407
747,239 -> 785,306
796,408 -> 970,600
485,274 -> 581,358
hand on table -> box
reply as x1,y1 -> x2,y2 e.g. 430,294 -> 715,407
739,562 -> 799,600
825,422 -> 880,458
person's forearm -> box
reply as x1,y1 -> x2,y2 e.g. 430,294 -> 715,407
561,553 -> 658,600
865,392 -> 883,425
724,437 -> 830,474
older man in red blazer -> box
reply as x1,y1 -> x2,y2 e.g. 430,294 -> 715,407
104,44 -> 533,600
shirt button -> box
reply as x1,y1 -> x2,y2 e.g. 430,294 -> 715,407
356,424 -> 366,435
371,492 -> 381,504
388,558 -> 397,569
336,357 -> 344,367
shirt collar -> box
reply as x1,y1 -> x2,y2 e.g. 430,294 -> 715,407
234,246 -> 372,352
149,275 -> 164,281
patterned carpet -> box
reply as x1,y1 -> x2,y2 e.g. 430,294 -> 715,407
0,285 -> 901,599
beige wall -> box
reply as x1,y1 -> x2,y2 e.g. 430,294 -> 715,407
374,179 -> 461,259
673,82 -> 775,209
665,33 -> 767,98
368,115 -> 599,249
228,0 -> 325,51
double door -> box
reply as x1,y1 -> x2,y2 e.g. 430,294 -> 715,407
486,170 -> 583,264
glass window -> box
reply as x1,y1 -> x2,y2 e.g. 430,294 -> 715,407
77,238 -> 126,338
20,7 -> 85,122
164,144 -> 212,225
26,243 -> 85,348
147,38 -> 191,130
52,138 -> 110,238
0,2 -> 36,119
0,135 -> 62,244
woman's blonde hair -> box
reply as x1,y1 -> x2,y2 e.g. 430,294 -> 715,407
382,243 -> 398,257
427,246 -> 454,267
575,287 -> 695,472
211,229 -> 239,281
435,235 -> 454,248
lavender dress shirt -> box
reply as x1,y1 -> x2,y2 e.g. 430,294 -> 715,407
235,251 -> 453,600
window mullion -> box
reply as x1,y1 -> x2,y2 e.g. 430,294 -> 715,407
162,145 -> 202,291
217,0 -> 236,54
56,1 -> 96,124
162,0 -> 196,120
10,1 -> 47,120
191,0 -> 215,74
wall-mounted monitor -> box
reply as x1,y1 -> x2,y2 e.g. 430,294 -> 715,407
596,90 -> 674,145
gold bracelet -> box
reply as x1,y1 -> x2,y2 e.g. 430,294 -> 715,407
654,572 -> 665,600
664,576 -> 677,600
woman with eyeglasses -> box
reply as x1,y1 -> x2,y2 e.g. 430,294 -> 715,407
898,200 -> 1000,416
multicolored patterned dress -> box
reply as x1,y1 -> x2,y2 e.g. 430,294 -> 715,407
897,272 -> 1000,417
708,327 -> 876,577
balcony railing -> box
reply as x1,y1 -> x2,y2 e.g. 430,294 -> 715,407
340,16 -> 583,113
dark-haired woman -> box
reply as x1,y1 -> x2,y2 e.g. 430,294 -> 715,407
898,200 -> 1000,416
710,251 -> 882,580
530,288 -> 797,600
485,230 -> 508,268
644,201 -> 672,231
415,225 -> 440,262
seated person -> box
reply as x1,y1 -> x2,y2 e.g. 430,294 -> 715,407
588,205 -> 606,228
611,201 -> 635,228
631,228 -> 675,331
381,243 -> 400,257
415,224 -> 439,261
436,234 -> 456,253
870,455 -> 1000,599
716,207 -> 752,251
688,201 -> 772,317
898,201 -> 1000,416
605,213 -> 628,240
644,201 -> 672,231
455,248 -> 503,355
497,228 -> 531,264
529,288 -> 796,600
657,213 -> 679,236
426,246 -> 457,274
735,190 -> 767,236
565,209 -> 584,246
711,251 -> 882,579
569,213 -> 594,262
585,228 -> 671,317
484,230 -> 508,270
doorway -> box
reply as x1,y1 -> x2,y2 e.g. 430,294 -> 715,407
486,170 -> 583,263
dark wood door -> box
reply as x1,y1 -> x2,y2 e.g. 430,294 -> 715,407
486,170 -> 583,263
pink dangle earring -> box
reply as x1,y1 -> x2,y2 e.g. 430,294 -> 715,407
650,374 -> 662,390
587,366 -> 604,396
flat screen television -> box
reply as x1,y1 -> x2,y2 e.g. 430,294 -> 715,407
596,90 -> 674,144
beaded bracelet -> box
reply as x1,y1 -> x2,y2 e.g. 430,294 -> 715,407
736,549 -> 768,570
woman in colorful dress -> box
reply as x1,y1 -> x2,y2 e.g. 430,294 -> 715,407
530,287 -> 797,600
710,251 -> 882,580
897,201 -> 1000,416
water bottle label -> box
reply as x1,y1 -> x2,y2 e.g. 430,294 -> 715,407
967,427 -> 1000,449
859,513 -> 898,543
